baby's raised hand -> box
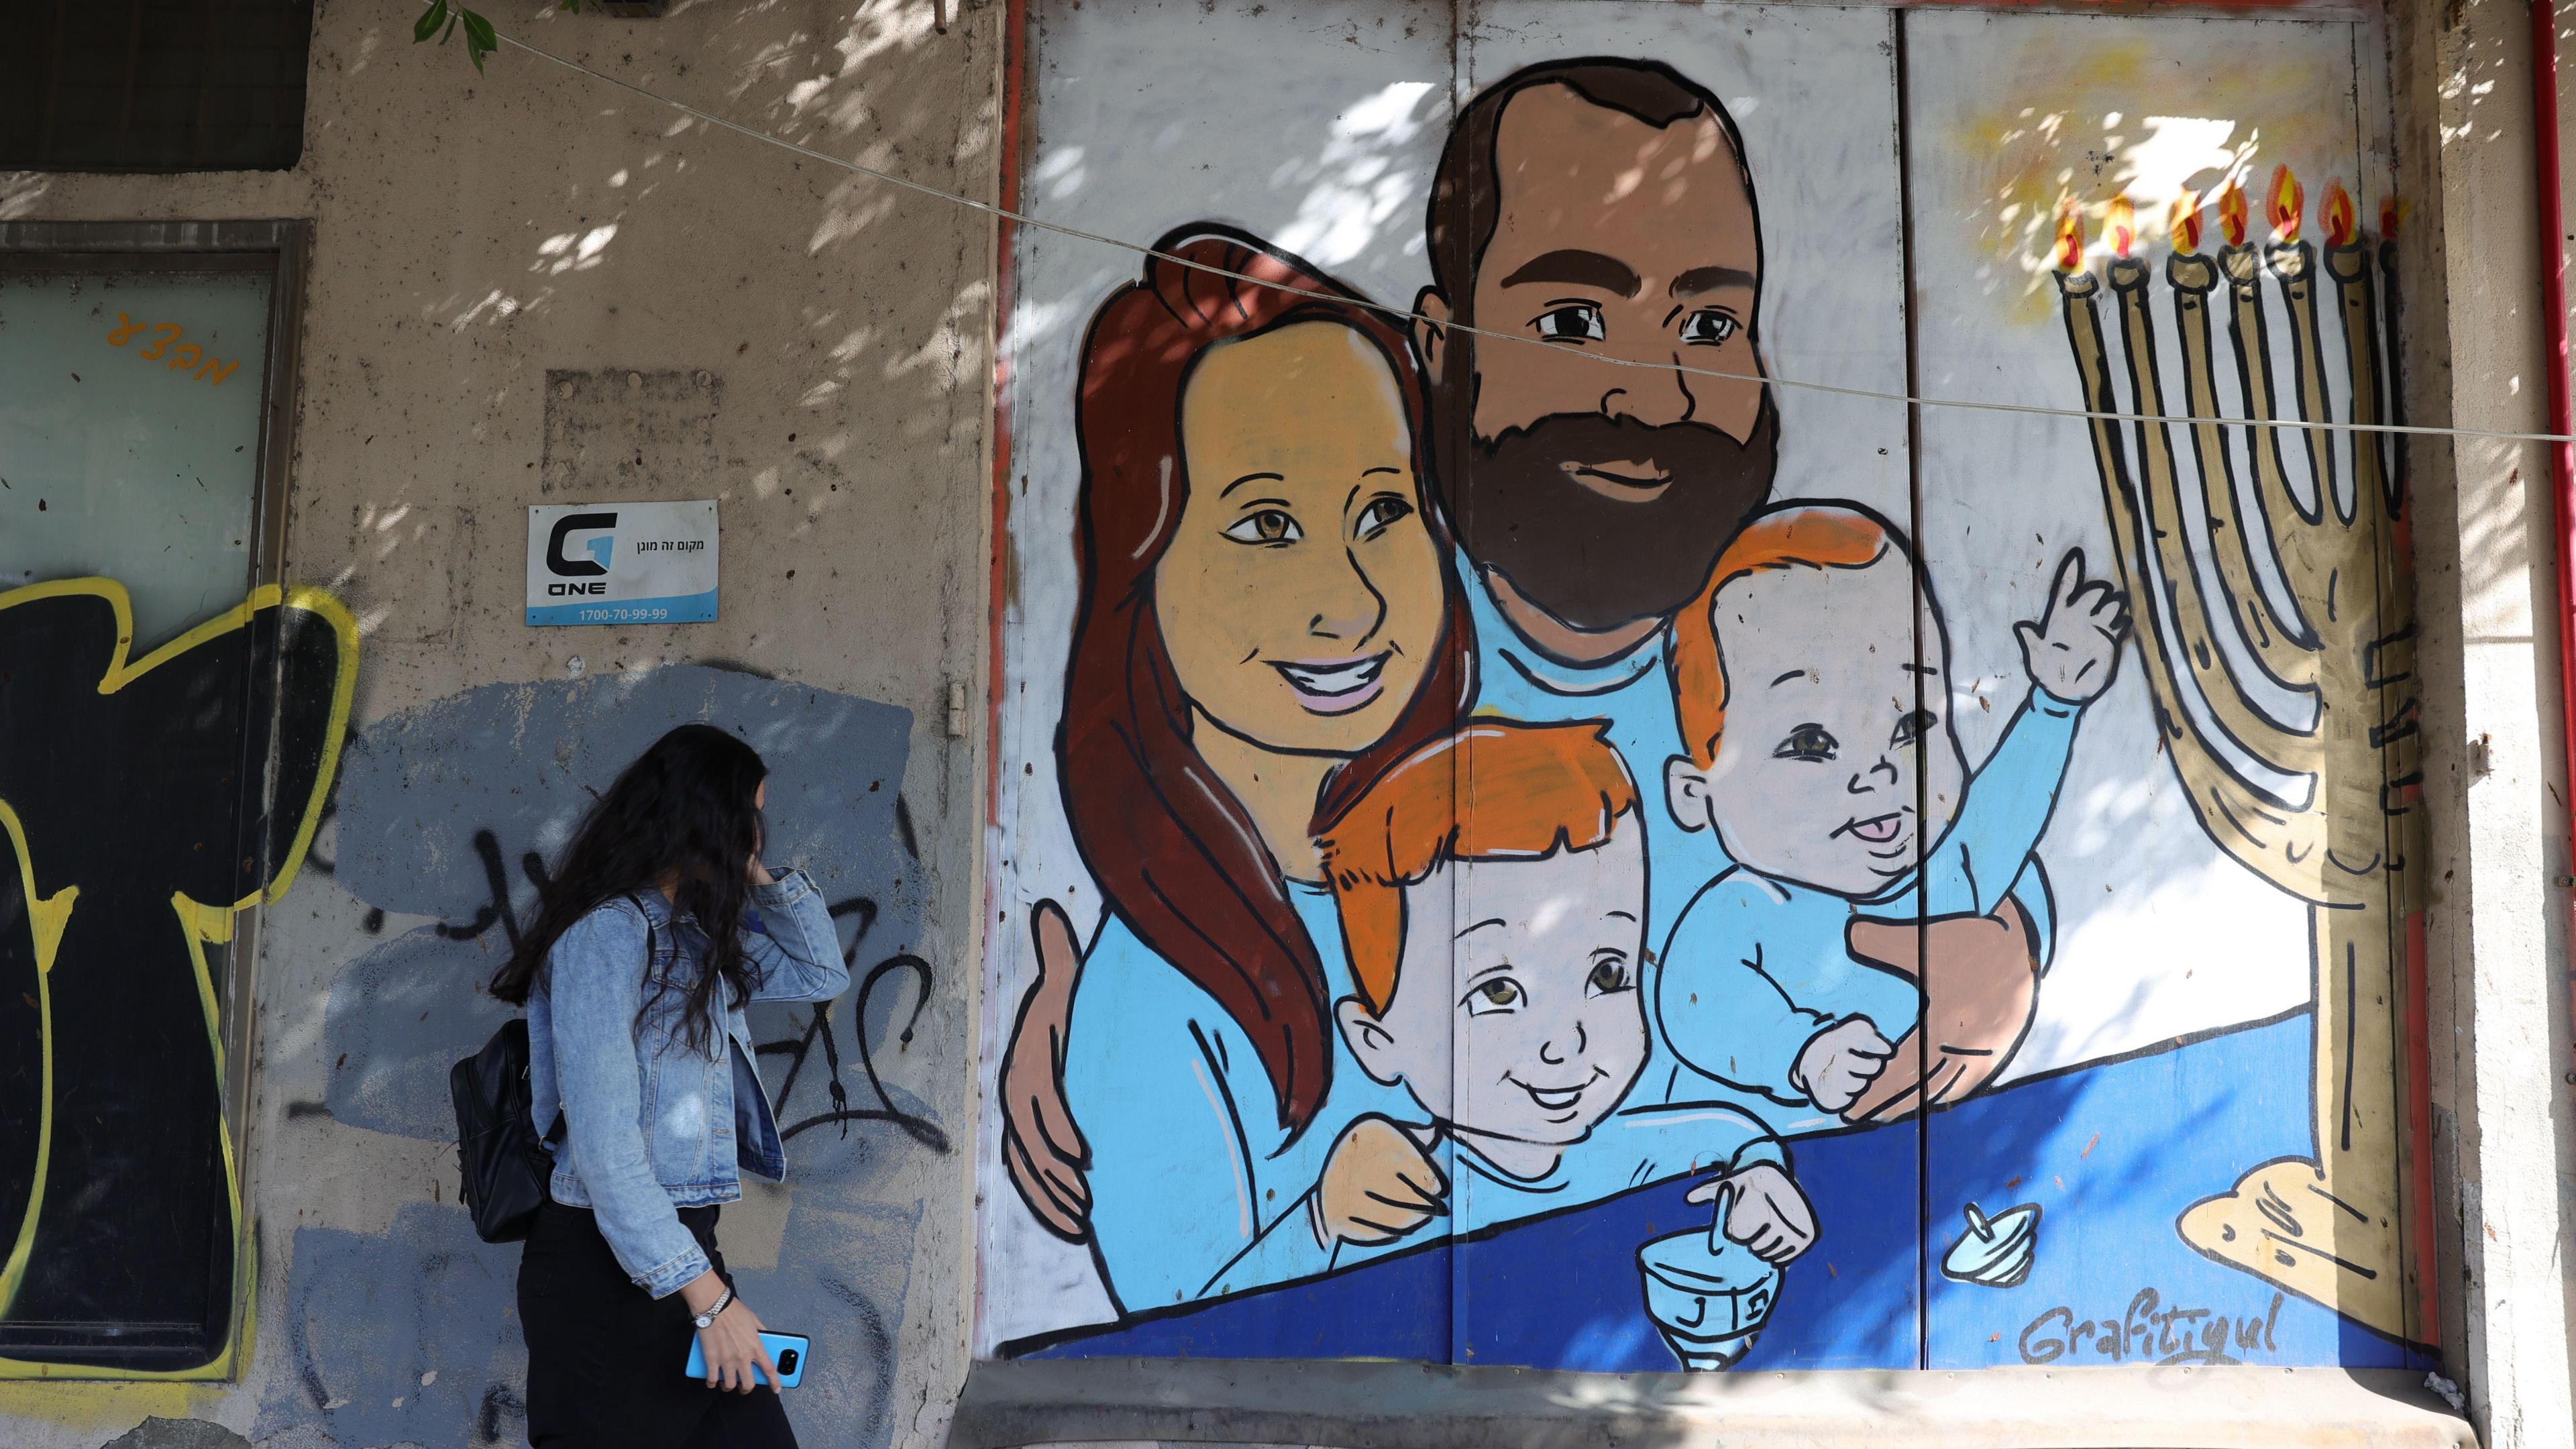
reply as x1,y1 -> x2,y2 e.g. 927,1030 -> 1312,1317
2015,547 -> 2131,704
1688,1163 -> 1817,1264
1791,1016 -> 1893,1113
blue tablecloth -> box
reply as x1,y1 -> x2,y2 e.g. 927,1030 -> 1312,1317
1010,1012 -> 2428,1371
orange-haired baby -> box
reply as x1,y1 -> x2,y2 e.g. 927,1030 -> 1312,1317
1657,504 -> 2129,1116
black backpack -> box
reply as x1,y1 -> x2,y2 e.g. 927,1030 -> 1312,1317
450,1018 -> 564,1244
451,896 -> 652,1243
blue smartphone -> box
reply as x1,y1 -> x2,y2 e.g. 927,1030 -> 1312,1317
685,1330 -> 808,1389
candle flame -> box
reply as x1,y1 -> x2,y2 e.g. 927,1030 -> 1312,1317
2054,202 -> 2085,272
2108,195 -> 2135,258
2268,164 -> 2304,244
2218,182 -> 2249,248
2169,190 -> 2203,254
2322,181 -> 2355,248
2379,195 -> 2404,241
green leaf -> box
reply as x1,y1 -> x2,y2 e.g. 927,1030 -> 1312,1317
441,14 -> 457,44
411,0 -> 447,44
462,9 -> 496,71
559,0 -> 582,10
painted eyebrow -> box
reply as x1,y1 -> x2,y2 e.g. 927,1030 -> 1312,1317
1498,249 -> 1641,299
1604,910 -> 1637,924
1672,264 -> 1758,300
1361,466 -> 1404,478
1456,917 -> 1509,940
1770,669 -> 1805,687
1220,471 -> 1285,500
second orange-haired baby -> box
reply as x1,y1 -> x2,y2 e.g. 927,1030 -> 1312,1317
1657,503 -> 2130,1117
1199,720 -> 1815,1293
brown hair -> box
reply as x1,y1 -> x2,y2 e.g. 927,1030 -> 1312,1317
1318,722 -> 1638,1017
1426,58 -> 1754,327
1668,504 -> 1900,768
1059,225 -> 1474,1139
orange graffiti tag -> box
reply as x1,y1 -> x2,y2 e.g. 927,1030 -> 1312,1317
105,312 -> 241,386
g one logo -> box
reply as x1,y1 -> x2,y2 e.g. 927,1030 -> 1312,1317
545,512 -> 617,595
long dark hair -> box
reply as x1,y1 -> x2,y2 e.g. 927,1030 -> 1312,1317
490,723 -> 769,1052
1059,226 -> 1474,1140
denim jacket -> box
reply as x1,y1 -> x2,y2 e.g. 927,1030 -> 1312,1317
527,868 -> 847,1297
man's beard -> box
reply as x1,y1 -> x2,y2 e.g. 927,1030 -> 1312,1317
1434,358 -> 1779,637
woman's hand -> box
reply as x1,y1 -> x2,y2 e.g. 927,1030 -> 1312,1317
682,1271 -> 781,1393
1311,1115 -> 1446,1247
746,851 -> 775,887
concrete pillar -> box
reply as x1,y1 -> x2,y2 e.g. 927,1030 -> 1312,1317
2391,1 -> 2576,1444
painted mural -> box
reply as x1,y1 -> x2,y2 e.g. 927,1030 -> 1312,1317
0,579 -> 358,1376
981,0 -> 2425,1371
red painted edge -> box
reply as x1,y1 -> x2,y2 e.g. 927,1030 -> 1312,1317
2535,0 -> 2576,1341
987,0 -> 1026,841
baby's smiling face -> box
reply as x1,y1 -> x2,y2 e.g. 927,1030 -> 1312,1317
1676,553 -> 1966,898
1339,828 -> 1651,1161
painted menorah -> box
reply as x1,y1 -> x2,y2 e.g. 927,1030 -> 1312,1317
2055,169 -> 2424,1342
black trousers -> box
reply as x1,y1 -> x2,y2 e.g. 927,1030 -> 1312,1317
519,1199 -> 799,1449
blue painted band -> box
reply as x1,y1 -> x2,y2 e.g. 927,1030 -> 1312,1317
525,590 -> 718,627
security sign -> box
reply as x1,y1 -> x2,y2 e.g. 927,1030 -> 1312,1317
525,500 -> 719,626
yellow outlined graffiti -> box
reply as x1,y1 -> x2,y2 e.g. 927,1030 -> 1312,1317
0,578 -> 358,1383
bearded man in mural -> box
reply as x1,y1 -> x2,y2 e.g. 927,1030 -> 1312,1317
1000,57 -> 2058,1251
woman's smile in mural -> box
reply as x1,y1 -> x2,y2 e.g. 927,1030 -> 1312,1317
1155,319 -> 1446,753
1271,652 -> 1390,714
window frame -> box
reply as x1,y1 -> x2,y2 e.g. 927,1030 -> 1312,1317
0,217 -> 307,1379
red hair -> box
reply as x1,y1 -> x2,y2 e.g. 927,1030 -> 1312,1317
1668,504 -> 1895,769
1318,722 -> 1638,1016
1059,227 -> 1474,1138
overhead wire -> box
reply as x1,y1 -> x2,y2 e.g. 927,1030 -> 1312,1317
495,27 -> 2576,448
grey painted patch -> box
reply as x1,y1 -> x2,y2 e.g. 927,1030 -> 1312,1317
323,666 -> 924,1146
333,663 -> 917,931
98,1418 -> 254,1449
324,927 -> 517,1140
258,1202 -> 524,1448
724,1196 -> 925,1449
273,664 -> 941,1449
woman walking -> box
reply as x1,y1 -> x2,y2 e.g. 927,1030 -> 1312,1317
490,723 -> 848,1448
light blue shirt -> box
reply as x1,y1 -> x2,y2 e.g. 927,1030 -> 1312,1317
1657,690 -> 2083,1106
1060,880 -> 1416,1313
1213,1099 -> 1790,1289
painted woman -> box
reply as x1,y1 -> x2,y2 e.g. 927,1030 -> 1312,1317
1008,229 -> 1472,1311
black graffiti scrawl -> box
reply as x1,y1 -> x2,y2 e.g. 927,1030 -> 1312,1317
0,580 -> 356,1372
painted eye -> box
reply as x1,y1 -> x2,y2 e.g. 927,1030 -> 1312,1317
1533,303 -> 1606,343
1586,957 -> 1632,996
1222,508 -> 1301,545
1354,494 -> 1414,540
1774,723 -> 1838,763
1892,708 -> 1937,747
1680,309 -> 1739,346
1464,977 -> 1524,1016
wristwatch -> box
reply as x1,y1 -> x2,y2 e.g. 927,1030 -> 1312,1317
692,1285 -> 735,1330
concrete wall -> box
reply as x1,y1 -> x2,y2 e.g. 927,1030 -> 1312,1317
0,0 -> 1000,1444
